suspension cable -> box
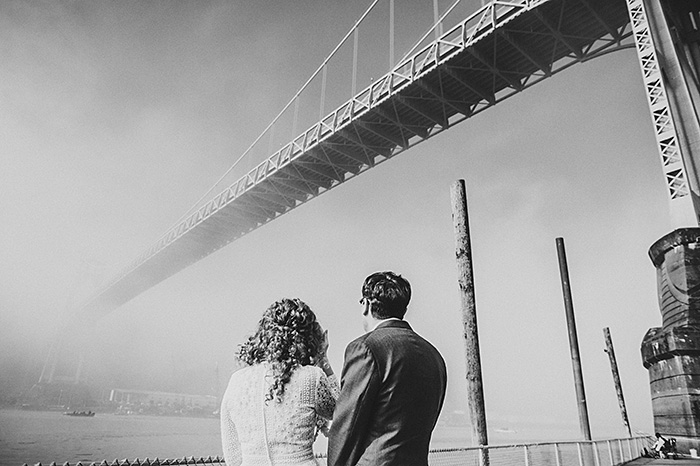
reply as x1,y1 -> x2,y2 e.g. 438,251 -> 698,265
156,0 -> 381,238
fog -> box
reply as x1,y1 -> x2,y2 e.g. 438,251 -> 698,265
0,0 -> 678,441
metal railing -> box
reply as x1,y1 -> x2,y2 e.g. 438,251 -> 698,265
24,435 -> 654,466
420,436 -> 654,466
22,457 -> 225,466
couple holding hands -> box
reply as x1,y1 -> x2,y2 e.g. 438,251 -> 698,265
220,271 -> 447,466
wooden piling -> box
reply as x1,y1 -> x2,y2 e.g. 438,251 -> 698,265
450,180 -> 489,458
603,327 -> 632,437
556,237 -> 592,441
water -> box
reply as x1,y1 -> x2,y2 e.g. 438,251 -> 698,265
0,409 -> 222,466
0,408 -> 582,466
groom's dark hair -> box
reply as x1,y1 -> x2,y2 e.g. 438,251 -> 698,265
362,271 -> 411,319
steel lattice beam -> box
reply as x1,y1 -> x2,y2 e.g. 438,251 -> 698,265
625,0 -> 691,203
79,0 -> 636,318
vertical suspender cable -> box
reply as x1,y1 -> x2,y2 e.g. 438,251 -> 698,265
267,125 -> 275,155
390,0 -> 395,69
352,28 -> 359,97
320,64 -> 327,119
433,0 -> 441,40
293,97 -> 300,139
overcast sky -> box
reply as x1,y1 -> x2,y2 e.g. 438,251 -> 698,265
0,0 -> 685,442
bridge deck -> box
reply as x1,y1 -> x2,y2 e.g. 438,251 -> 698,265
79,0 -> 634,317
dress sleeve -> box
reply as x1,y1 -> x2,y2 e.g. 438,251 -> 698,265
220,387 -> 243,466
316,371 -> 340,420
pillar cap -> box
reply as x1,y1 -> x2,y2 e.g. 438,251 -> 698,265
641,326 -> 700,367
649,228 -> 700,267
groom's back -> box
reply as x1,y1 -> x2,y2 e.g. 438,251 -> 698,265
330,320 -> 447,466
363,323 -> 446,465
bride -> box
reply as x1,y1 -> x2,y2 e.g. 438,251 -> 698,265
220,298 -> 338,466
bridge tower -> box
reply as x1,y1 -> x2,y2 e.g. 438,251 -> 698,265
25,261 -> 103,409
628,0 -> 700,451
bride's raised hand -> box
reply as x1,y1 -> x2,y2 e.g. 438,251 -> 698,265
319,328 -> 329,359
316,329 -> 333,376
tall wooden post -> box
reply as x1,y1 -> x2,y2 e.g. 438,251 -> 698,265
450,180 -> 489,458
603,327 -> 632,437
556,237 -> 592,440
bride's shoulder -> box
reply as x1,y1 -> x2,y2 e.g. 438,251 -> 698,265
293,364 -> 324,380
226,363 -> 261,383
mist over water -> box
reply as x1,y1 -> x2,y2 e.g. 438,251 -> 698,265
1,409 -> 593,466
0,0 -> 665,460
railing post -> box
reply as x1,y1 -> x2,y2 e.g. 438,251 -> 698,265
607,440 -> 613,465
577,442 -> 584,466
523,445 -> 530,466
626,438 -> 633,460
593,441 -> 601,466
554,443 -> 561,466
618,439 -> 624,462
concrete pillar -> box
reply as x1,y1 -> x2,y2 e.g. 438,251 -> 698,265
642,228 -> 700,452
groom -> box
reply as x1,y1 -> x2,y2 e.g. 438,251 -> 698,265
328,271 -> 447,466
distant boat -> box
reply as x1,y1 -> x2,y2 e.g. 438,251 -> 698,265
63,410 -> 95,417
494,427 -> 517,434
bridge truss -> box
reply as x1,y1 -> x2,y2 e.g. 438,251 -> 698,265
80,0 -> 642,317
626,0 -> 696,219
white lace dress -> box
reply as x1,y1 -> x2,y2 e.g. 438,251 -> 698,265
220,364 -> 339,466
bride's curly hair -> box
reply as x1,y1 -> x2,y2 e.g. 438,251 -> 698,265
237,298 -> 324,402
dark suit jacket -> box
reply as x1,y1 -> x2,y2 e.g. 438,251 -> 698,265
328,319 -> 447,466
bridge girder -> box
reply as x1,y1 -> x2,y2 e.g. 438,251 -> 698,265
79,0 -> 636,318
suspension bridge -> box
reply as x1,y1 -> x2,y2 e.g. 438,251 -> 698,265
75,0 -> 697,319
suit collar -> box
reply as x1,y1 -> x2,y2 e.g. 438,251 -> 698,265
373,318 -> 411,331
